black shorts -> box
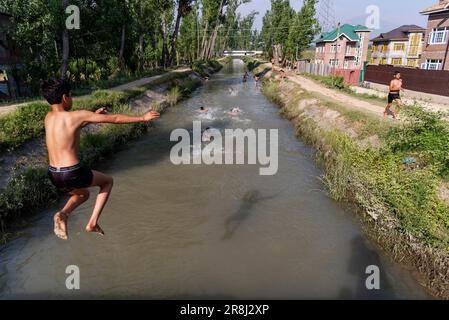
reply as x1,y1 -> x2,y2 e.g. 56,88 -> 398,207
388,92 -> 401,104
48,163 -> 93,193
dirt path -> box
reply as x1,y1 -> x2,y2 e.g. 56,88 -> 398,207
0,68 -> 191,116
286,73 -> 385,117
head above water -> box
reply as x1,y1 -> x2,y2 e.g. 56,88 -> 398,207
42,78 -> 72,110
200,106 -> 205,110
394,71 -> 401,79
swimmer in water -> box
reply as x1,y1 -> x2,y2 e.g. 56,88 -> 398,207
197,106 -> 209,113
229,107 -> 242,116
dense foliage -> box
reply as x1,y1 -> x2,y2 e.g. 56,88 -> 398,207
0,0 -> 259,96
260,0 -> 320,63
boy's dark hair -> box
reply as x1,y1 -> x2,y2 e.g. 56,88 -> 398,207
394,71 -> 401,76
41,78 -> 71,105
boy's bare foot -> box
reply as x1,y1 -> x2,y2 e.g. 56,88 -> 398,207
54,212 -> 68,240
86,224 -> 105,236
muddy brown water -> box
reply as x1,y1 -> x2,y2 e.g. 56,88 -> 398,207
0,60 -> 430,299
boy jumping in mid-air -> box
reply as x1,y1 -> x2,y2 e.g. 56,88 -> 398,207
42,78 -> 160,240
384,71 -> 404,119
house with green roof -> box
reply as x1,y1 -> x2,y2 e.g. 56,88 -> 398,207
314,23 -> 371,70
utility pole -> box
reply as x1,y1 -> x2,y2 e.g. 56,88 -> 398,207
333,22 -> 341,87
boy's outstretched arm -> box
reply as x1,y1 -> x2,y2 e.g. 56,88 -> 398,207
77,109 -> 160,126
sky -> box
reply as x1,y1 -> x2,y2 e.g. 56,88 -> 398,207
238,0 -> 437,37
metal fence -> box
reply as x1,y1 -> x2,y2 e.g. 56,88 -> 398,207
296,61 -> 332,76
364,65 -> 449,97
296,61 -> 361,86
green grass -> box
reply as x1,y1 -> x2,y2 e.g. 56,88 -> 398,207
261,80 -> 282,105
0,71 -> 192,153
166,87 -> 181,107
263,79 -> 449,249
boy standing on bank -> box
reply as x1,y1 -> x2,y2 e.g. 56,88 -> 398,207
42,78 -> 160,240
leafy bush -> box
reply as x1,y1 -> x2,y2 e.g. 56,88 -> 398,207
0,167 -> 59,221
386,105 -> 449,178
0,102 -> 49,152
306,74 -> 350,92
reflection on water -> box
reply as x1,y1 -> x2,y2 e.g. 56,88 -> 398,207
0,60 -> 430,299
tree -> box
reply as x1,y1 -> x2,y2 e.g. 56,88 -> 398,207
285,0 -> 320,61
261,0 -> 319,64
60,0 -> 70,78
169,0 -> 194,66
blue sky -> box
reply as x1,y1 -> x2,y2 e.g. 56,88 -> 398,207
239,0 -> 437,36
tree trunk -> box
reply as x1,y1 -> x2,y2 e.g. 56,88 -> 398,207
60,0 -> 70,78
138,34 -> 145,73
205,0 -> 224,60
119,25 -> 126,71
169,9 -> 183,66
200,21 -> 209,60
161,21 -> 169,68
206,26 -> 219,59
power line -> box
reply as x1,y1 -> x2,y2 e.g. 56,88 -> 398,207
317,0 -> 336,33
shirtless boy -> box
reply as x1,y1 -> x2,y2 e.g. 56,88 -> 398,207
42,78 -> 160,240
384,71 -> 404,119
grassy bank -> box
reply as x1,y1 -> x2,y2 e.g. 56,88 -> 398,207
0,62 -> 219,242
0,71 -> 194,153
260,78 -> 449,298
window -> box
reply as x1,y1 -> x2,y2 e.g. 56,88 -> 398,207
428,27 -> 449,44
379,58 -> 387,65
381,44 -> 388,53
345,45 -> 353,55
372,45 -> 378,52
408,34 -> 421,56
370,58 -> 376,64
391,58 -> 403,65
330,59 -> 339,67
393,43 -> 405,51
344,59 -> 350,69
330,44 -> 341,53
422,59 -> 443,70
407,59 -> 417,68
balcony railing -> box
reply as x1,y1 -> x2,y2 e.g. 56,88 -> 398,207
421,62 -> 442,70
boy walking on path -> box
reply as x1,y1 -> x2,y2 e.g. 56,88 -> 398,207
384,71 -> 404,119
